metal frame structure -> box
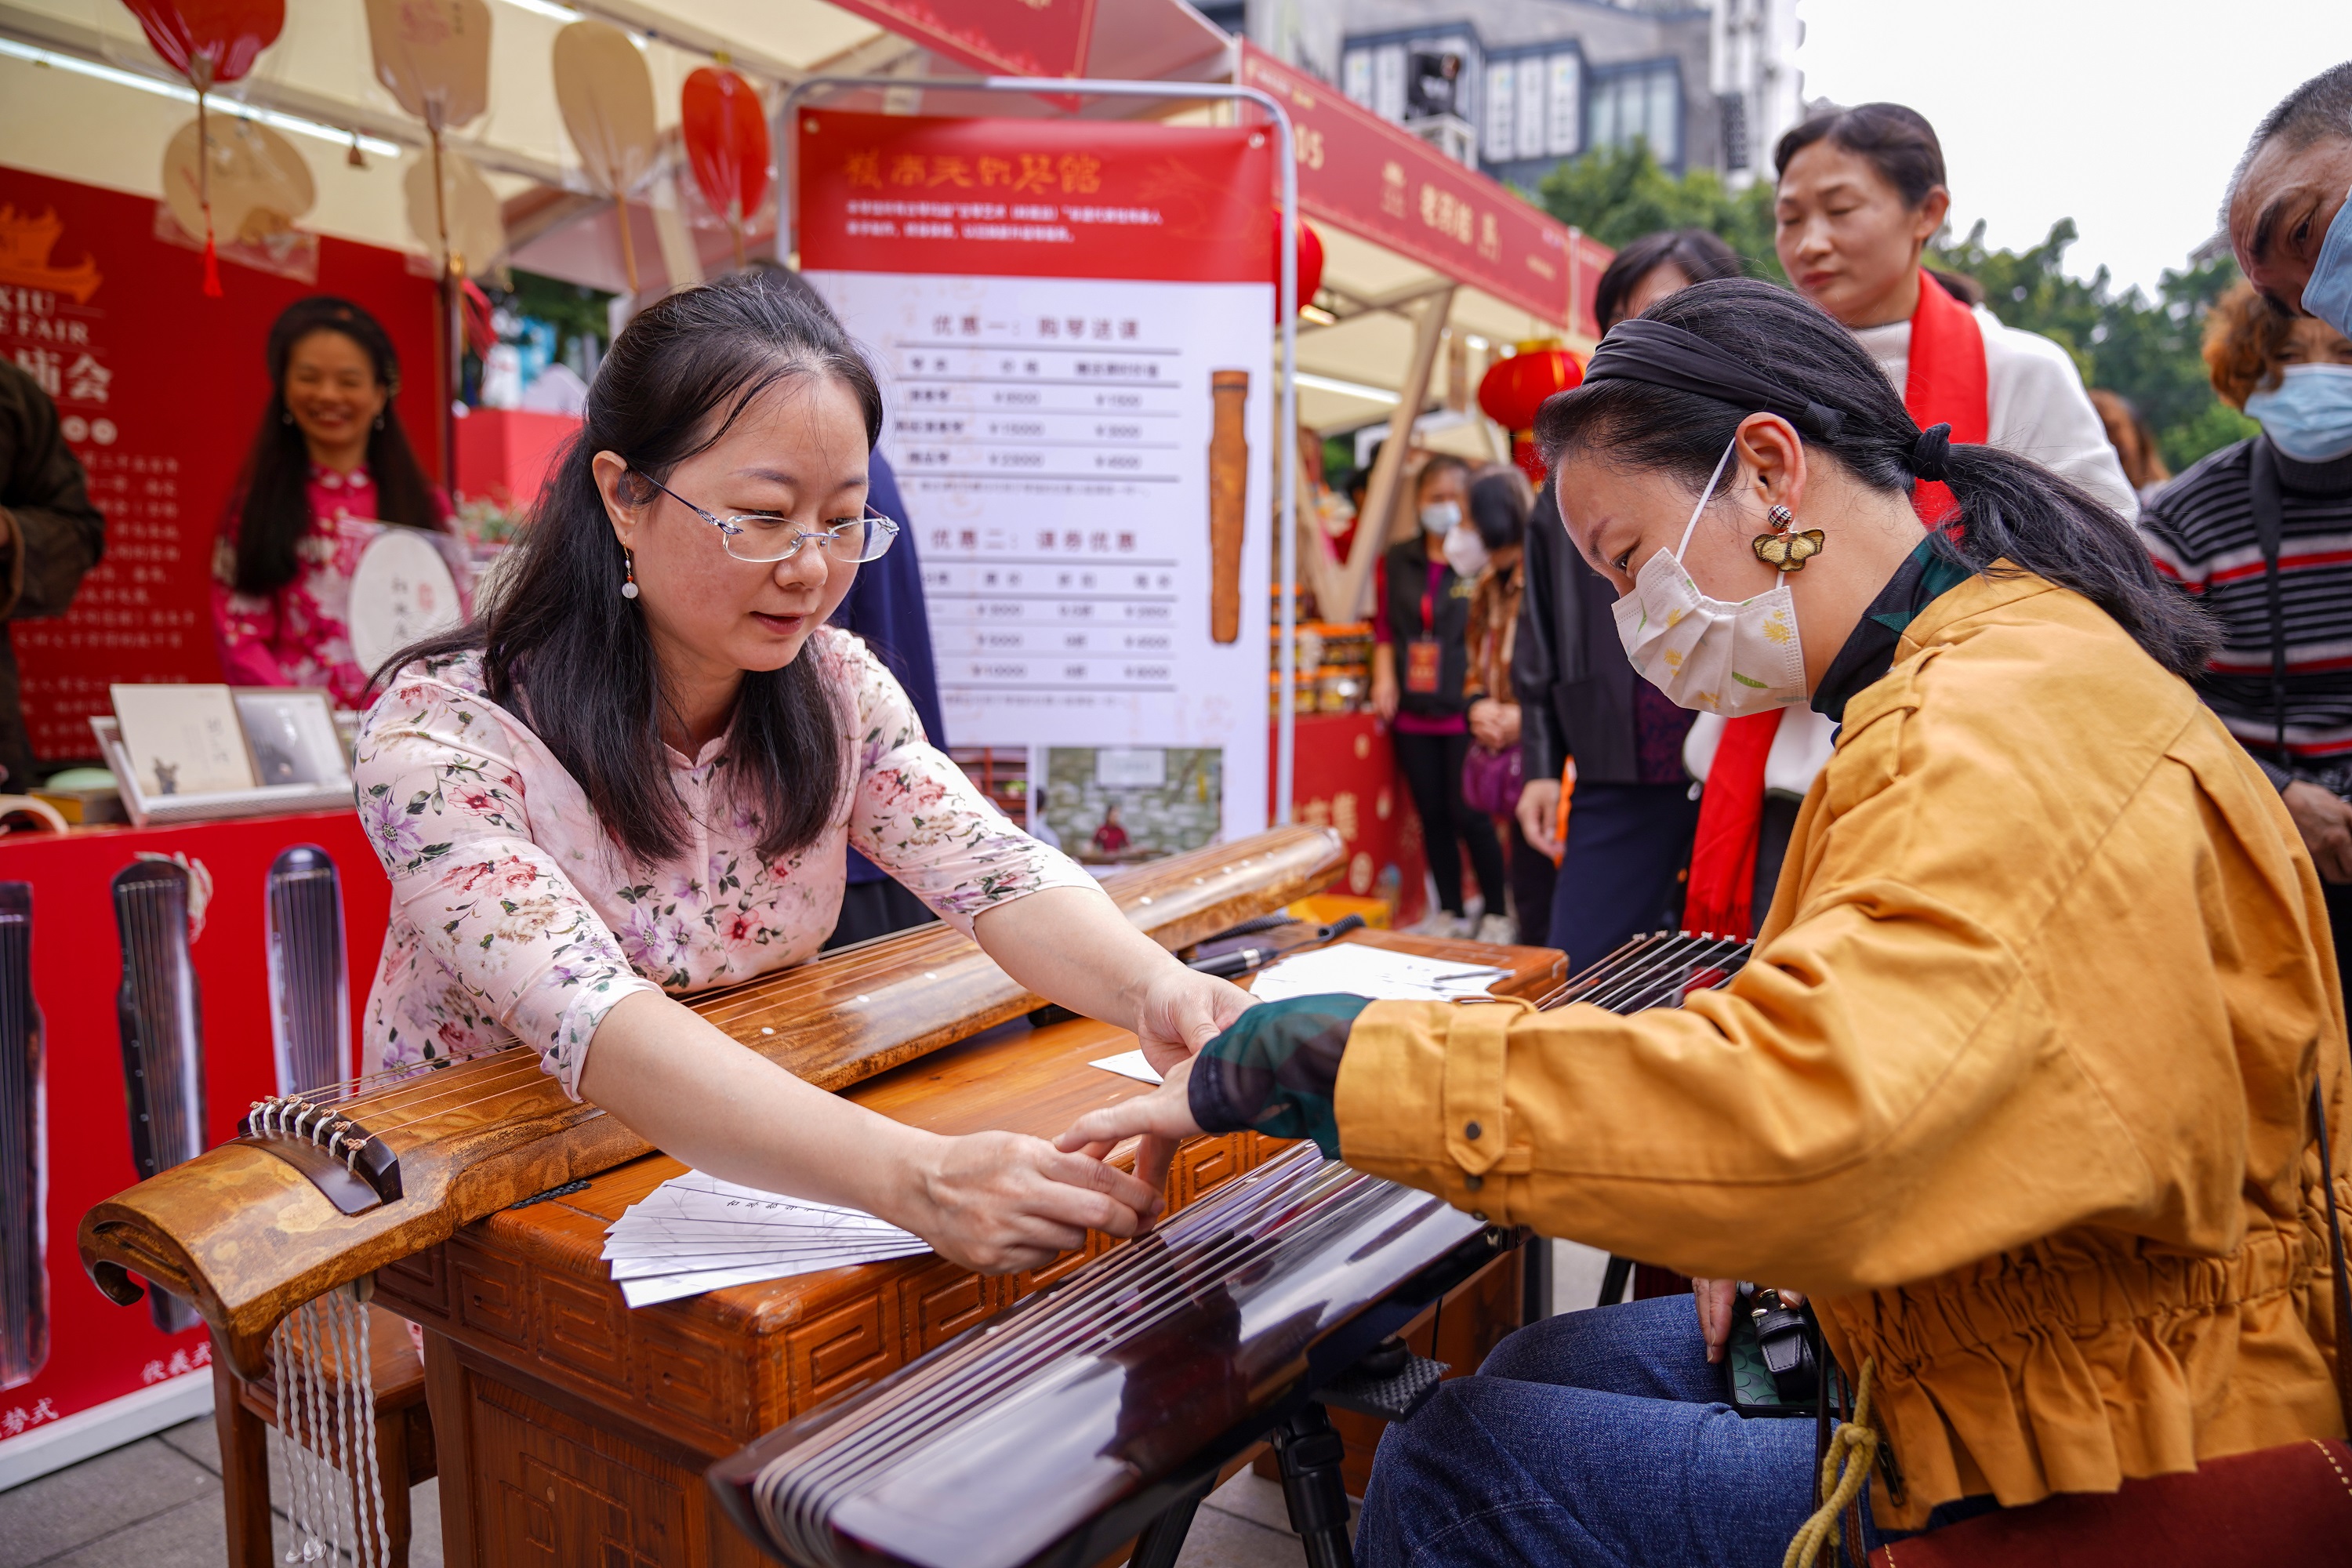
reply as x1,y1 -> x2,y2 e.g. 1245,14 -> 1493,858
781,74 -> 1303,826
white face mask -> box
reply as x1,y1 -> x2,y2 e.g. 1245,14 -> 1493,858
1609,437 -> 1808,716
1420,499 -> 1461,535
1441,524 -> 1490,579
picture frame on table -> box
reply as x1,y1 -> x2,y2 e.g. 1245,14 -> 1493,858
93,684 -> 357,829
231,688 -> 351,789
107,683 -> 255,800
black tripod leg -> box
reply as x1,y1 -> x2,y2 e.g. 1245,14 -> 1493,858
1129,1475 -> 1212,1568
1273,1401 -> 1354,1568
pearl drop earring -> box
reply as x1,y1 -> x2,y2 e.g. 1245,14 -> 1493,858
622,553 -> 640,600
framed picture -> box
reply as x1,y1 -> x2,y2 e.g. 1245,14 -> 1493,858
109,684 -> 255,799
232,688 -> 351,789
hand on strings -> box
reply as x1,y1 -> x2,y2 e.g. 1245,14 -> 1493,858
1517,777 -> 1563,859
1055,1057 -> 1205,1200
1691,1277 -> 1805,1365
1131,966 -> 1256,1077
902,1129 -> 1164,1276
2283,781 -> 2352,883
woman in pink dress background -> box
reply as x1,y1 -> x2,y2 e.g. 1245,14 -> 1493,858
212,296 -> 452,706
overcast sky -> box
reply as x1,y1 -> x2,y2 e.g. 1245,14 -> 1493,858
1793,2 -> 2352,297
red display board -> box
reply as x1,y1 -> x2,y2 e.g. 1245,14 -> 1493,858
0,811 -> 388,1447
1276,712 -> 1429,930
0,165 -> 441,759
798,110 -> 1276,285
1239,43 -> 1592,331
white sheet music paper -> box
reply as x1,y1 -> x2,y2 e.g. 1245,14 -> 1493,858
1086,948 -> 1509,1085
1245,944 -> 1508,1004
1087,1049 -> 1163,1085
604,1171 -> 931,1308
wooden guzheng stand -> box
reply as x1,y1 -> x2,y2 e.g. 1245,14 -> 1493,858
77,827 -> 1346,1379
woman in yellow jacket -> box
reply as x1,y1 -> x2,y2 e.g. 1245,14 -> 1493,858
1061,279 -> 2352,1563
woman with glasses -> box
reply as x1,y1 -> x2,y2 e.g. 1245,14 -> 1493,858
352,274 -> 1240,1273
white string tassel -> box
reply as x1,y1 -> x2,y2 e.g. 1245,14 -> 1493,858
350,1293 -> 390,1568
269,1327 -> 305,1565
325,1288 -> 355,1568
298,1300 -> 335,1563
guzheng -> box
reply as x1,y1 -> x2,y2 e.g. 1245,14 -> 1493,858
265,845 -> 350,1094
0,882 -> 43,1390
112,860 -> 208,1335
78,826 -> 1345,1376
712,929 -> 1755,1568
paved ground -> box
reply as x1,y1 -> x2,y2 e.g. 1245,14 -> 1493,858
2,1243 -> 1612,1568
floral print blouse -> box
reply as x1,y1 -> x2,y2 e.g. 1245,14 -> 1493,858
212,463 -> 451,708
353,628 -> 1096,1098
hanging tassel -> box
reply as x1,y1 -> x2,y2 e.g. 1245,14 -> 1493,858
196,87 -> 222,298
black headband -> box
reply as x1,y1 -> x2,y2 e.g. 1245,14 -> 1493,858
1581,318 -> 1846,441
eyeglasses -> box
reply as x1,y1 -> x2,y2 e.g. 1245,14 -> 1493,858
635,472 -> 902,565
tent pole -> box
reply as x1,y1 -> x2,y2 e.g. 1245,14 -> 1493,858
1328,283 -> 1454,626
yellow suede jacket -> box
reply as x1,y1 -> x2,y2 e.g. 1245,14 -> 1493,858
1335,568 -> 2352,1530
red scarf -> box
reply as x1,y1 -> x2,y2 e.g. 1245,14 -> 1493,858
1681,272 -> 1986,938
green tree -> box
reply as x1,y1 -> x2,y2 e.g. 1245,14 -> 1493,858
1931,220 -> 2255,474
1534,142 -> 1784,285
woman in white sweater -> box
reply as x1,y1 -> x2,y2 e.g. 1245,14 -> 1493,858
1671,103 -> 2140,959
1772,102 -> 2136,521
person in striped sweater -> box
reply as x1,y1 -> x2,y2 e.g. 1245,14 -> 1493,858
2140,279 -> 2352,969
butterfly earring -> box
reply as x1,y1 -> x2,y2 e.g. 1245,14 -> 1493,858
1752,504 -> 1825,572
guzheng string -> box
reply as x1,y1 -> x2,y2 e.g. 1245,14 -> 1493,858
0,882 -> 42,1390
758,1146 -> 1380,1555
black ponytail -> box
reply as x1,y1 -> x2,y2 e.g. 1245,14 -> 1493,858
1533,279 -> 2216,681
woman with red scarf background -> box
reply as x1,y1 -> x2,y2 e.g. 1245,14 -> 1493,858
1682,104 -> 2140,947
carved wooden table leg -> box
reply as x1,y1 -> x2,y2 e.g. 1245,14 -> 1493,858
421,1329 -> 481,1568
210,1335 -> 276,1568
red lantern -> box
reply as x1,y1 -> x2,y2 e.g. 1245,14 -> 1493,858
1478,340 -> 1583,483
682,65 -> 771,271
121,0 -> 286,296
1272,211 -> 1323,322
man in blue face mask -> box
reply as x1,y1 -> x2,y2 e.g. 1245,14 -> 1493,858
2229,63 -> 2352,336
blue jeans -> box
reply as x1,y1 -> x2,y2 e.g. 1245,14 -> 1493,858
1356,1295 -> 1867,1568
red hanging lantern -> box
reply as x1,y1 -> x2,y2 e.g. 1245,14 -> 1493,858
121,0 -> 286,296
1478,339 -> 1583,484
1272,211 -> 1323,322
682,65 -> 771,272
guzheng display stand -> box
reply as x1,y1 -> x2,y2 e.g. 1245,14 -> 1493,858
372,931 -> 1562,1567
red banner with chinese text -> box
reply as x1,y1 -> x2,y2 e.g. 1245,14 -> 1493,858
1239,43 -> 1590,332
0,165 -> 439,760
818,0 -> 1098,78
798,111 -> 1275,285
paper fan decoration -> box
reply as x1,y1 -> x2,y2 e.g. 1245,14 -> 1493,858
163,115 -> 313,252
118,0 -> 287,293
553,20 -> 659,294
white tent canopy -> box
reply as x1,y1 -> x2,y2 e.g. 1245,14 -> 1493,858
0,0 -> 1227,269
